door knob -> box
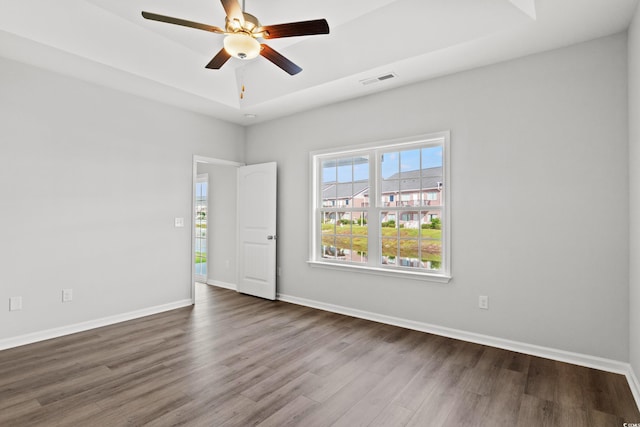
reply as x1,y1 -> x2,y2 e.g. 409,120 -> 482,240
267,235 -> 277,240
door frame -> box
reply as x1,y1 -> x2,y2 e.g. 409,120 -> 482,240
191,155 -> 244,304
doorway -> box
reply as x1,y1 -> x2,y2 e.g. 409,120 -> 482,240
191,156 -> 244,303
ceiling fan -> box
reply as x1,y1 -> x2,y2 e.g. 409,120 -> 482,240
142,0 -> 329,75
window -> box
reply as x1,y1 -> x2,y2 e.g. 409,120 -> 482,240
311,132 -> 450,281
195,174 -> 208,279
319,155 -> 370,264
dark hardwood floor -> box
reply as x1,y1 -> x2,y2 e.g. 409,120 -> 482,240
1,283 -> 638,426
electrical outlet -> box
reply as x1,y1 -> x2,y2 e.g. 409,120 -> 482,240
9,296 -> 22,311
174,217 -> 184,228
62,289 -> 73,302
478,295 -> 489,310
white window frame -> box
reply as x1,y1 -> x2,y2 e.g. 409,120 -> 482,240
308,131 -> 451,283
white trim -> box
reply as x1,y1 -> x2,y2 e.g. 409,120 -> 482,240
629,366 -> 640,411
206,279 -> 237,291
309,132 -> 451,157
0,299 -> 193,351
277,293 -> 633,377
194,155 -> 244,168
307,260 -> 452,283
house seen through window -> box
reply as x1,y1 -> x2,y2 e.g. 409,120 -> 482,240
312,132 -> 450,280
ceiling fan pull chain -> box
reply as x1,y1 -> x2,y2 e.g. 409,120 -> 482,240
239,67 -> 246,99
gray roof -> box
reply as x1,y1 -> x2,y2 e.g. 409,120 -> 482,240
382,166 -> 443,194
323,180 -> 368,199
323,166 -> 442,199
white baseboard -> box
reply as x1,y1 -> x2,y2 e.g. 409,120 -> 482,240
0,299 -> 193,351
206,280 -> 237,291
277,293 -> 633,378
629,365 -> 640,412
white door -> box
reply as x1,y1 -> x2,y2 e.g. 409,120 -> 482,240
237,162 -> 277,300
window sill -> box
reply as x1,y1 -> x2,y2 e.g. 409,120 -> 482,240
306,260 -> 452,284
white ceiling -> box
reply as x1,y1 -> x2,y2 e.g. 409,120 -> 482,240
0,0 -> 637,125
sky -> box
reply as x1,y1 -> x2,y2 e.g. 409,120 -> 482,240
323,146 -> 443,183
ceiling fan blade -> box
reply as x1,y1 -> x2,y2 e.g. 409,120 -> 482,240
220,0 -> 245,26
205,48 -> 231,69
261,19 -> 329,39
142,11 -> 225,34
260,44 -> 302,75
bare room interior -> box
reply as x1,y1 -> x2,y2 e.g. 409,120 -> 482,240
2,0 -> 640,425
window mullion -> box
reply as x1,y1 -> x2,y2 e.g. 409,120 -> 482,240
368,206 -> 381,267
367,148 -> 380,267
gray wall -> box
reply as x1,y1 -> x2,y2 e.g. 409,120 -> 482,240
629,3 -> 640,380
1,27 -> 635,369
197,163 -> 238,286
246,34 -> 630,361
0,57 -> 244,340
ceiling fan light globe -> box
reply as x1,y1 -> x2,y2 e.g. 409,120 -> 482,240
224,33 -> 260,60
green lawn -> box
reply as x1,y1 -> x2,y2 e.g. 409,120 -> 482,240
322,224 -> 442,262
195,252 -> 207,264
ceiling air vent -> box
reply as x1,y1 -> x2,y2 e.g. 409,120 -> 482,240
359,72 -> 397,86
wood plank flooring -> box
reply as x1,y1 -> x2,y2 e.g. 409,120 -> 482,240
1,283 -> 638,426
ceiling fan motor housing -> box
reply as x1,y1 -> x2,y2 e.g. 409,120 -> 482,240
225,12 -> 260,32
223,11 -> 261,59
